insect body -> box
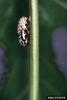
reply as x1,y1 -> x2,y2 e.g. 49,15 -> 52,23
17,17 -> 31,47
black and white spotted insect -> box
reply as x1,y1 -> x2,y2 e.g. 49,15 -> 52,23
17,16 -> 31,47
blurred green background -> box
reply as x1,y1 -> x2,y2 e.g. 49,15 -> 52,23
0,0 -> 67,100
39,0 -> 67,100
0,0 -> 29,100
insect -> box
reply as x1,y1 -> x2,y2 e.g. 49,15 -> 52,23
17,16 -> 31,47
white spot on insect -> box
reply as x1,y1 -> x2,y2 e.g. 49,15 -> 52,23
17,16 -> 31,47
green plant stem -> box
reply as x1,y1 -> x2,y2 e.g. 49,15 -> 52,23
30,0 -> 39,100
